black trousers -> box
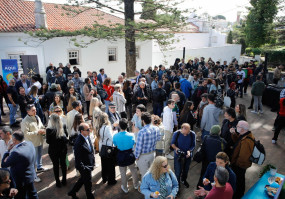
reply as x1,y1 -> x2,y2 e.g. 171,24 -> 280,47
86,101 -> 90,117
236,83 -> 243,97
69,169 -> 94,199
49,152 -> 67,183
100,156 -> 116,184
196,160 -> 209,189
232,165 -> 246,199
273,115 -> 285,141
16,182 -> 38,199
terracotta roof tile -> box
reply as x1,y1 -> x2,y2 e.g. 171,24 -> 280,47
0,0 -> 124,32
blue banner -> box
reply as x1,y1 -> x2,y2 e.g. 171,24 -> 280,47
1,59 -> 18,84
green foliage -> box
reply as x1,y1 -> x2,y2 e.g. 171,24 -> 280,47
213,15 -> 226,20
232,23 -> 247,54
140,0 -> 157,20
245,47 -> 252,55
264,49 -> 285,65
245,0 -> 279,48
259,164 -> 276,178
252,48 -> 262,55
227,31 -> 233,44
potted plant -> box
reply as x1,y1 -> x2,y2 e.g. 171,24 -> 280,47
260,164 -> 277,178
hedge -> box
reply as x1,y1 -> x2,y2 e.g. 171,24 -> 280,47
265,49 -> 285,66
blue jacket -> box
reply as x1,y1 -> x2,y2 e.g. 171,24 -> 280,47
97,74 -> 107,84
1,141 -> 36,185
141,170 -> 179,199
179,78 -> 192,99
203,162 -> 236,192
15,80 -> 31,93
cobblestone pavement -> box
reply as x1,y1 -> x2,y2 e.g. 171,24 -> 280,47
1,89 -> 285,199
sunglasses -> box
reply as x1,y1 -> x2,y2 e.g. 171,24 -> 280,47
85,128 -> 91,132
162,164 -> 168,168
110,107 -> 116,109
54,110 -> 62,113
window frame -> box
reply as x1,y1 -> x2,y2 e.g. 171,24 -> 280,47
108,47 -> 118,62
67,49 -> 80,66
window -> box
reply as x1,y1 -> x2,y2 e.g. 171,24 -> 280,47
108,47 -> 117,61
68,50 -> 80,65
136,46 -> 140,59
8,53 -> 24,69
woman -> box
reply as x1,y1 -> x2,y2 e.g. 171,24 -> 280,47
38,83 -> 48,96
209,79 -> 221,95
272,97 -> 285,143
235,104 -> 247,121
0,75 -> 8,115
217,74 -> 225,94
0,169 -> 15,199
83,78 -> 92,118
131,104 -> 146,134
46,114 -> 68,187
97,113 -> 117,185
202,152 -> 236,192
69,113 -> 84,145
179,101 -> 196,130
140,156 -> 179,199
123,80 -> 133,120
226,82 -> 236,108
90,97 -> 102,119
29,85 -> 45,123
49,94 -> 64,115
64,86 -> 81,113
103,78 -> 114,113
152,115 -> 165,156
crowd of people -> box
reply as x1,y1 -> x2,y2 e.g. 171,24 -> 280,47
0,57 -> 283,199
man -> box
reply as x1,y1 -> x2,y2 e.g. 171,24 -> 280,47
63,63 -> 72,78
51,71 -> 65,89
72,72 -> 83,94
97,68 -> 107,84
0,127 -> 13,164
41,83 -> 57,108
172,82 -> 186,112
222,60 -> 228,70
152,81 -> 167,117
7,79 -> 19,127
63,74 -> 73,94
46,65 -> 55,85
196,93 -> 208,128
12,72 -> 20,82
134,71 -> 141,84
193,79 -> 208,110
194,166 -> 233,199
87,71 -> 93,79
73,66 -> 82,77
273,64 -> 284,84
68,123 -> 95,199
236,67 -> 245,98
151,65 -> 159,78
29,76 -> 42,92
15,74 -> 30,94
2,131 -> 38,199
21,104 -> 47,182
116,75 -> 125,88
158,66 -> 166,81
66,101 -> 82,135
189,73 -> 199,95
200,94 -> 223,140
133,82 -> 148,106
107,102 -> 121,131
135,112 -> 160,177
162,99 -> 176,159
251,75 -> 265,114
163,75 -> 172,107
230,121 -> 254,199
171,123 -> 196,190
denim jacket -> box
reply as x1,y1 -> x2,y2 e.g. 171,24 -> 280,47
140,170 -> 179,199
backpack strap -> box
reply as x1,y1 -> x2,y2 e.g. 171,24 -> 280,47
174,131 -> 181,147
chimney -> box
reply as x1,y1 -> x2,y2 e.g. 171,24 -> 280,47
236,11 -> 241,24
34,0 -> 47,29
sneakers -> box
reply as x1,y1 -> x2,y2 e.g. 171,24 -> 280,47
34,177 -> 41,183
248,106 -> 253,109
134,181 -> 141,190
272,140 -> 276,144
121,185 -> 129,193
36,167 -> 49,173
166,154 -> 174,160
181,180 -> 190,188
251,111 -> 258,114
259,111 -> 264,114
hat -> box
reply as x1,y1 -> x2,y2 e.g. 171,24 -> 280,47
210,125 -> 221,136
50,83 -> 57,90
109,102 -> 116,107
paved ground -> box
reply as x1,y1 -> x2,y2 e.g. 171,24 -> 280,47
1,87 -> 285,199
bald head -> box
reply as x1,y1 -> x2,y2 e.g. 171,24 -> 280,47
237,120 -> 249,134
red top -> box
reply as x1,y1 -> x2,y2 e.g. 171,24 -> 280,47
279,98 -> 285,117
205,183 -> 233,199
103,85 -> 114,101
0,81 -> 8,94
247,67 -> 253,76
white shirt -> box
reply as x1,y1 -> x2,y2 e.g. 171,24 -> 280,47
162,106 -> 174,132
81,134 -> 92,151
0,139 -> 11,163
237,70 -> 245,84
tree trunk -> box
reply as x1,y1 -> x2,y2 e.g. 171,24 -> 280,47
124,0 -> 136,78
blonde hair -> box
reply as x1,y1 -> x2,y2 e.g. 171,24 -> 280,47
96,112 -> 110,138
149,156 -> 170,180
89,97 -> 100,116
67,95 -> 76,112
48,113 -> 65,138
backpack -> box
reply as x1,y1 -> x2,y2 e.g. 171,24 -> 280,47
247,137 -> 265,165
97,85 -> 108,100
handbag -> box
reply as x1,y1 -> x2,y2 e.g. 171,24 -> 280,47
99,126 -> 117,159
193,136 -> 207,163
223,92 -> 231,108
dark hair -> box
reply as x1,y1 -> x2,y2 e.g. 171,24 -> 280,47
180,101 -> 194,123
26,104 -> 35,111
72,101 -> 80,109
85,78 -> 90,84
103,78 -> 111,86
175,82 -> 181,89
72,114 -> 83,131
119,118 -> 128,130
0,169 -> 10,185
141,112 -> 152,124
208,94 -> 215,102
12,131 -> 24,142
78,124 -> 85,133
225,107 -> 236,118
121,72 -> 126,77
158,80 -> 163,87
123,79 -> 131,91
257,75 -> 262,80
167,99 -> 175,105
99,68 -> 104,72
53,94 -> 62,106
136,104 -> 146,112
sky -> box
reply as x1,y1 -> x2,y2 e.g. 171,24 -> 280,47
30,0 -> 251,22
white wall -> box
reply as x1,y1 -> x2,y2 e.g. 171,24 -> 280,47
0,33 -> 152,80
152,44 -> 242,67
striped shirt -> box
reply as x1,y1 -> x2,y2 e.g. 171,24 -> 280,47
135,124 -> 161,159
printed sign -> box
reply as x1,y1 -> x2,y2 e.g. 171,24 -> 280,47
1,59 -> 18,84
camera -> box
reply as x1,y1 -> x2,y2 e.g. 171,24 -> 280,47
177,150 -> 186,162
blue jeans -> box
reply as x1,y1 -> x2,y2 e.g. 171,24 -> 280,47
104,100 -> 110,113
35,145 -> 43,170
8,104 -> 18,125
174,154 -> 192,182
201,129 -> 210,141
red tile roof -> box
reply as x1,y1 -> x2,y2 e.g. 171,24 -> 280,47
0,0 -> 124,32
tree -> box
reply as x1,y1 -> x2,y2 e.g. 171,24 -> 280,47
140,0 -> 156,20
27,0 -> 188,77
244,0 -> 279,48
213,15 -> 226,20
227,31 -> 233,44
